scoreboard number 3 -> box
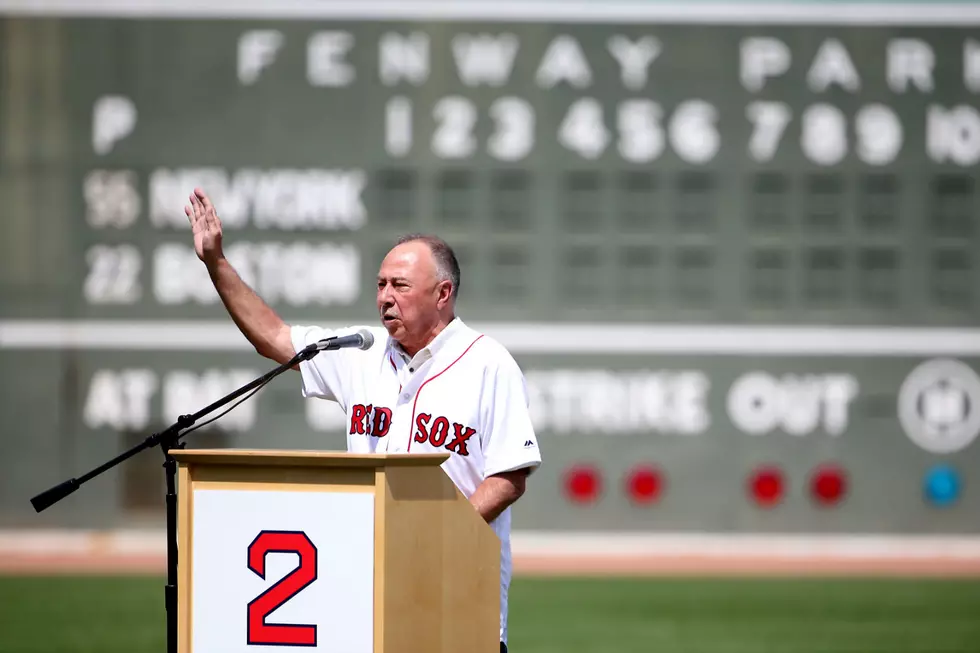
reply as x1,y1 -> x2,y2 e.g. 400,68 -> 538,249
246,530 -> 318,647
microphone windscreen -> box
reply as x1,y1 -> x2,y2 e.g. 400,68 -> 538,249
357,328 -> 375,350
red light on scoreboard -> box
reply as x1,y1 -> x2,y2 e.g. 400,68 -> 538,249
810,464 -> 847,506
563,465 -> 601,504
749,466 -> 784,507
625,465 -> 663,505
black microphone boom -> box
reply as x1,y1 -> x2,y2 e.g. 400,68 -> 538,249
27,332 -> 356,653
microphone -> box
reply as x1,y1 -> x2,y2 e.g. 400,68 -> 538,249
314,328 -> 375,352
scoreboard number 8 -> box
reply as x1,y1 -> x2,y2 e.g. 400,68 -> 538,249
747,101 -> 904,165
246,530 -> 318,647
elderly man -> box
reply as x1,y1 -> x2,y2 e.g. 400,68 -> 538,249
186,187 -> 541,652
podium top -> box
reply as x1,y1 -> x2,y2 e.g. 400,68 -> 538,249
170,448 -> 449,469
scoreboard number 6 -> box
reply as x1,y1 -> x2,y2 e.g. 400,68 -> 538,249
246,530 -> 318,647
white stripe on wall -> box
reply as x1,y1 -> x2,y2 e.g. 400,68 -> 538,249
2,319 -> 980,355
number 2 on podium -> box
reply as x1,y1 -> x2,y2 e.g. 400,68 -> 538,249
246,530 -> 318,647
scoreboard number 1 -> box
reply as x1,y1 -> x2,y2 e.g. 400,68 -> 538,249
246,530 -> 319,647
386,95 -> 724,163
387,95 -> 535,161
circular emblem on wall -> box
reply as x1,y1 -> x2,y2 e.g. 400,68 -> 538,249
898,358 -> 980,454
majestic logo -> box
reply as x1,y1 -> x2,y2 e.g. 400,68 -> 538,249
413,413 -> 476,456
898,359 -> 980,454
349,404 -> 392,438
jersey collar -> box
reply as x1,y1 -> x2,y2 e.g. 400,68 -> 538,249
387,317 -> 466,370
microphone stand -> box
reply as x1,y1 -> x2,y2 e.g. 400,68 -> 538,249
30,342 -> 329,653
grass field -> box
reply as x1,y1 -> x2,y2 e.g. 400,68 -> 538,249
2,576 -> 980,653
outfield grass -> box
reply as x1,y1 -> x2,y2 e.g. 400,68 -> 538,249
1,576 -> 979,653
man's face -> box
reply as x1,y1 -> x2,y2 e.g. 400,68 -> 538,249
376,242 -> 446,347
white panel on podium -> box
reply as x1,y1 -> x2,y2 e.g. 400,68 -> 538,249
190,488 -> 374,653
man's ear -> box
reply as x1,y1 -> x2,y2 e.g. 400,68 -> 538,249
437,280 -> 454,307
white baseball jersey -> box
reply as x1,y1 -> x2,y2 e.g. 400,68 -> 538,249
289,317 -> 542,644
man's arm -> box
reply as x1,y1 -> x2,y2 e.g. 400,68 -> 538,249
469,468 -> 530,524
186,188 -> 295,365
205,257 -> 294,364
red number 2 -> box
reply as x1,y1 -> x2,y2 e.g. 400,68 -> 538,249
246,530 -> 318,647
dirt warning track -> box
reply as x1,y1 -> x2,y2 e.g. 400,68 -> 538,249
3,530 -> 980,576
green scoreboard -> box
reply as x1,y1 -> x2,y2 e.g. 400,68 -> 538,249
1,1 -> 978,533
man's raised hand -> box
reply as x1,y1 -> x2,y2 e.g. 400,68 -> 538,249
185,187 -> 224,264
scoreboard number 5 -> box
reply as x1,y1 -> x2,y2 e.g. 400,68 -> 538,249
246,530 -> 318,647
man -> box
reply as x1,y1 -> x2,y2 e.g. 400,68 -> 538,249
185,187 -> 540,652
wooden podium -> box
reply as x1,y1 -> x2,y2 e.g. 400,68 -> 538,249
170,449 -> 501,653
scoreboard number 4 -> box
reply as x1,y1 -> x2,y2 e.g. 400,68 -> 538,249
246,530 -> 319,647
386,95 -> 723,163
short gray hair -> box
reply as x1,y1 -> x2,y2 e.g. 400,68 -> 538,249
395,233 -> 461,299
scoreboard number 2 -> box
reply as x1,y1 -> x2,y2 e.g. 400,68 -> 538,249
246,530 -> 318,647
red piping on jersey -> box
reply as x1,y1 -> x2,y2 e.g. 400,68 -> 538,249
406,335 -> 484,452
389,355 -> 401,392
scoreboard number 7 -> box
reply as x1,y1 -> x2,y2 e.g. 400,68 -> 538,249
246,530 -> 319,647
